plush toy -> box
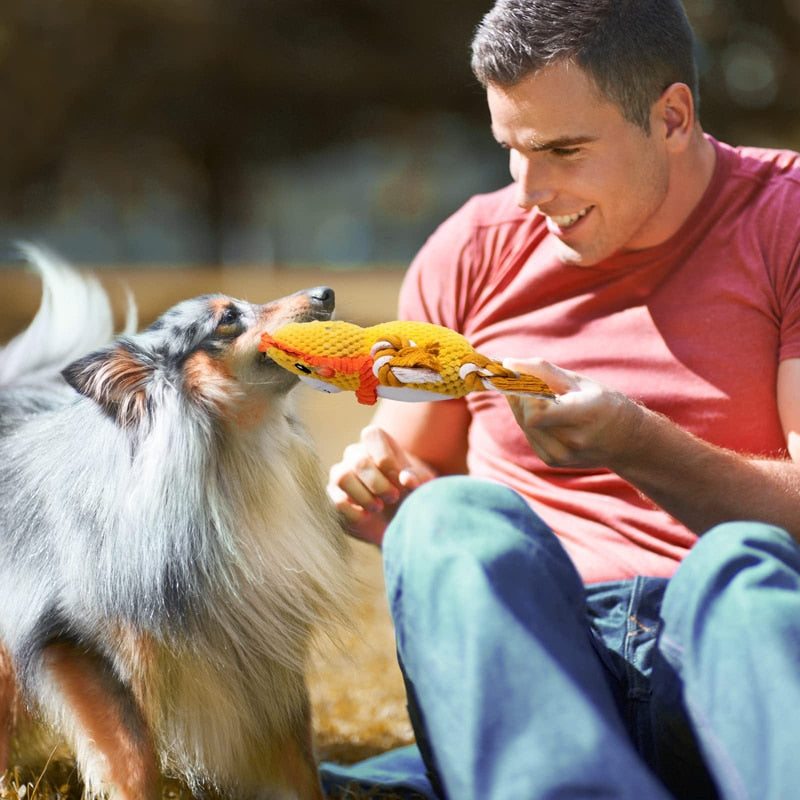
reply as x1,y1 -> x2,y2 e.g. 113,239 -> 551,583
259,319 -> 556,406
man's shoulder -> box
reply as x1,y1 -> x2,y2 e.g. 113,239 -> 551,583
707,138 -> 800,273
717,138 -> 800,192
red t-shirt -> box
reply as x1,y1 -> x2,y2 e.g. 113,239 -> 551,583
399,136 -> 800,583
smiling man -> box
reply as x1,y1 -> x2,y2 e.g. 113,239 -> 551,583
487,61 -> 716,265
325,0 -> 800,797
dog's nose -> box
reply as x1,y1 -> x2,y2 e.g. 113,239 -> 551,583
307,286 -> 335,313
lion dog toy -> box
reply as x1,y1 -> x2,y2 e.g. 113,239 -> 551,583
259,319 -> 556,405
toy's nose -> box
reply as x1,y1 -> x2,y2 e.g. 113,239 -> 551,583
306,286 -> 335,314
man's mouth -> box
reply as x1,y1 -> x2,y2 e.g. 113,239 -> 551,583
545,206 -> 593,230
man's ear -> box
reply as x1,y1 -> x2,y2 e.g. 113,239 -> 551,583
656,82 -> 695,152
62,341 -> 153,427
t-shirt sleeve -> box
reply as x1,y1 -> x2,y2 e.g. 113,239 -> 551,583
768,180 -> 800,362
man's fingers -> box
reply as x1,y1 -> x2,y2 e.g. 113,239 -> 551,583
507,393 -> 564,432
503,357 -> 578,395
327,425 -> 411,512
327,481 -> 374,520
359,425 -> 408,485
329,455 -> 392,511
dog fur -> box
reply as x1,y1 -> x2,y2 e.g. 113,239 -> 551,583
0,247 -> 351,799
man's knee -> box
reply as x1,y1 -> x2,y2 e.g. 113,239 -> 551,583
388,476 -> 530,529
383,476 -> 583,616
672,521 -> 799,591
384,476 -> 551,567
662,521 -> 800,643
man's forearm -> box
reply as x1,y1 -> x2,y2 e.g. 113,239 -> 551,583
610,406 -> 800,539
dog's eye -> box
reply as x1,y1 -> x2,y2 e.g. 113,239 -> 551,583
215,306 -> 243,336
218,307 -> 240,326
294,363 -> 313,374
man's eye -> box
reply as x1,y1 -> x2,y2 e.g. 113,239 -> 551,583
551,147 -> 580,158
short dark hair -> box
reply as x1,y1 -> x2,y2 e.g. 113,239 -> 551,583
471,0 -> 700,131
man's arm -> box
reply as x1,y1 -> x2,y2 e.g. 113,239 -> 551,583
778,357 -> 800,460
328,397 -> 471,545
506,357 -> 800,540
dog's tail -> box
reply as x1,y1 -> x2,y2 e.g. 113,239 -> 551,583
0,244 -> 136,387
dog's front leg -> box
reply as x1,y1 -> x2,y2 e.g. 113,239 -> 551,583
272,697 -> 325,800
41,642 -> 161,800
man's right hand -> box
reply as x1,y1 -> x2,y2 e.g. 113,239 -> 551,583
327,425 -> 436,545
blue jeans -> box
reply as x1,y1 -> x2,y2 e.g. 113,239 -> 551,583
383,476 -> 800,800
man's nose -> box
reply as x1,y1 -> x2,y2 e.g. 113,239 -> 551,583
513,154 -> 556,210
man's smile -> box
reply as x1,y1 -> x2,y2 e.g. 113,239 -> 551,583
543,205 -> 594,232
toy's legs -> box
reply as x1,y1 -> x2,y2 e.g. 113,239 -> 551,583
654,521 -> 800,800
383,476 -> 671,799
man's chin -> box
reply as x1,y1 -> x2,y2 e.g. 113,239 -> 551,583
554,240 -> 586,266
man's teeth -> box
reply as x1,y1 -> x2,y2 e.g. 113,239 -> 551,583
550,207 -> 591,228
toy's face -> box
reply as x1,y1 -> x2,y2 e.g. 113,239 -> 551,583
259,346 -> 349,393
259,330 -> 371,397
279,354 -> 348,394
259,320 -> 373,395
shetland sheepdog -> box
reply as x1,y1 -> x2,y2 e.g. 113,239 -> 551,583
0,247 -> 351,799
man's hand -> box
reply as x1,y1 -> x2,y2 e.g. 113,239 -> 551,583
327,425 -> 437,545
504,357 -> 645,470
506,357 -> 800,540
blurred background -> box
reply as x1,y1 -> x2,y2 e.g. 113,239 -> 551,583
0,0 -> 799,269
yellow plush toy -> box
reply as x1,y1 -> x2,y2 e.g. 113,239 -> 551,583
259,319 -> 555,405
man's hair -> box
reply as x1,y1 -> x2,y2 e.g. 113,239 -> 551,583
471,0 -> 699,131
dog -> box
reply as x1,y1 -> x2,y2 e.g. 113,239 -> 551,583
0,247 -> 351,799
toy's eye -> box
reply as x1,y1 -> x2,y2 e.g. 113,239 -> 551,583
294,363 -> 313,374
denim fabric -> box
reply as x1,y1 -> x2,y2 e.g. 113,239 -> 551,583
320,744 -> 435,799
382,476 -> 800,800
652,521 -> 800,800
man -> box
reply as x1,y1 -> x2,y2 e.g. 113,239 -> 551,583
325,1 -> 800,797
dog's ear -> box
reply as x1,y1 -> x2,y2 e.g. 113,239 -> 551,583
62,342 -> 153,427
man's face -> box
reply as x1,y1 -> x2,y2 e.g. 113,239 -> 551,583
487,61 -> 673,266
